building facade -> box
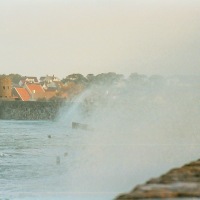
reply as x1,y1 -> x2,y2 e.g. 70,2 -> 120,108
0,76 -> 12,99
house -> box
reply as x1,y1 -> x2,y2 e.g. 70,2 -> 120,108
19,76 -> 39,86
12,84 -> 58,101
39,75 -> 60,84
12,76 -> 67,101
25,83 -> 45,101
13,87 -> 31,101
40,75 -> 62,92
43,81 -> 58,90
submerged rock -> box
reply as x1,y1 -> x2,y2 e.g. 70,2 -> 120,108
115,159 -> 200,199
72,122 -> 94,131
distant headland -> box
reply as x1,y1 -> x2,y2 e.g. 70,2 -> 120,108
1,73 -> 200,120
1,72 -> 200,102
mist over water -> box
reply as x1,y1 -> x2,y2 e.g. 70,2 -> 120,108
56,76 -> 200,198
1,75 -> 200,199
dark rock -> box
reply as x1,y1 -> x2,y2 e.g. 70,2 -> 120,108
72,122 -> 94,131
115,159 -> 200,199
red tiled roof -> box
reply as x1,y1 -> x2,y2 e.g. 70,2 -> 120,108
26,84 -> 45,93
15,88 -> 31,101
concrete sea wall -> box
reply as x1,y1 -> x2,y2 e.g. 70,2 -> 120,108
0,100 -> 65,120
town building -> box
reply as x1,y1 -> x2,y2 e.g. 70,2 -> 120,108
0,76 -> 12,99
13,87 -> 31,101
19,76 -> 39,86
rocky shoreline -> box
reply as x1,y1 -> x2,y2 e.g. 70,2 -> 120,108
116,159 -> 200,199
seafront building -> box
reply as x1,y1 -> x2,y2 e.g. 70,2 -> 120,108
15,75 -> 59,101
0,76 -> 12,100
0,75 -> 73,101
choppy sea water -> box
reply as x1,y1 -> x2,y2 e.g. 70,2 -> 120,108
0,119 -> 122,200
1,111 -> 200,200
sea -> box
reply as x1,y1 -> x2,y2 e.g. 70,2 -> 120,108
1,118 -> 200,200
1,89 -> 200,200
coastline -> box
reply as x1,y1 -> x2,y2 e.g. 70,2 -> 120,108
115,159 -> 200,199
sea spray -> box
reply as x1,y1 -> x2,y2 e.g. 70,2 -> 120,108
1,76 -> 200,199
54,78 -> 200,198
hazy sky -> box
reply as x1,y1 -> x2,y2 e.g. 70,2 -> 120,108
0,0 -> 200,78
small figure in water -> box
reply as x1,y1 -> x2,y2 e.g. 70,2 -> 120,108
64,152 -> 68,157
48,135 -> 51,138
56,156 -> 60,165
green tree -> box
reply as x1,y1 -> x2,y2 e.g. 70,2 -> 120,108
86,74 -> 95,83
8,74 -> 22,84
94,72 -> 123,85
61,74 -> 87,85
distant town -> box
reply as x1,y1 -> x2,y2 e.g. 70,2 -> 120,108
0,73 -> 199,102
0,73 -> 90,102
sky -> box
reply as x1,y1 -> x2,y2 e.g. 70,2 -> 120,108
0,0 -> 200,78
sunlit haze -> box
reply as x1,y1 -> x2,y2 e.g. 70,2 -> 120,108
1,2 -> 200,198
0,0 -> 200,78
